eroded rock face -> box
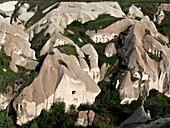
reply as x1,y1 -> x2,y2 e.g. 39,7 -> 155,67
0,94 -> 9,110
13,49 -> 100,125
0,1 -> 168,126
86,19 -> 132,43
87,14 -> 170,104
105,43 -> 116,57
117,19 -> 170,104
127,5 -> 144,19
120,104 -> 151,127
24,2 -> 125,38
0,18 -> 38,72
154,8 -> 165,24
160,3 -> 170,12
76,110 -> 95,127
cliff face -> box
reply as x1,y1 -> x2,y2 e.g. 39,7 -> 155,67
0,1 -> 169,126
13,49 -> 100,125
0,18 -> 38,72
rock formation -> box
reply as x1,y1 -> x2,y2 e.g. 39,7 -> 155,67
13,48 -> 100,125
0,17 -> 38,72
23,2 -> 125,38
105,43 -> 116,57
0,1 -> 169,126
120,102 -> 151,127
76,110 -> 95,127
120,102 -> 170,128
87,15 -> 170,104
127,5 -> 144,19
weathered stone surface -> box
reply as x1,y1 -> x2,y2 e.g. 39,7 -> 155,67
0,94 -> 9,110
105,43 -> 116,57
86,19 -> 132,43
160,3 -> 170,12
120,104 -> 151,127
128,5 -> 144,19
76,110 -> 95,127
13,49 -> 100,125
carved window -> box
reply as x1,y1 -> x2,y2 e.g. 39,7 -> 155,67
20,105 -> 23,111
16,104 -> 18,110
72,91 -> 76,95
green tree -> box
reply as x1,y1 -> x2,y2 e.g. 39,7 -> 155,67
30,120 -> 38,128
0,111 -> 16,128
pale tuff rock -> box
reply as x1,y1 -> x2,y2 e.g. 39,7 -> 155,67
86,19 -> 132,43
141,16 -> 158,33
154,8 -> 165,24
25,2 -> 125,37
88,110 -> 95,126
0,94 -> 9,110
128,5 -> 144,19
40,31 -> 74,56
120,104 -> 151,127
160,3 -> 170,12
0,18 -> 29,41
0,20 -> 38,72
138,117 -> 170,128
3,33 -> 38,72
77,111 -> 88,127
79,57 -> 89,73
17,3 -> 35,24
76,110 -> 95,127
42,2 -> 59,14
105,43 -> 116,57
81,44 -> 100,83
118,19 -> 170,103
0,1 -> 17,17
154,3 -> 170,24
13,49 -> 100,125
118,71 -> 139,104
100,63 -> 110,82
86,15 -> 169,104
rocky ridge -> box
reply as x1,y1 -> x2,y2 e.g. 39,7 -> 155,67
0,1 -> 169,126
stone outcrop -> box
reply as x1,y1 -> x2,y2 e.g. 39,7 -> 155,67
13,48 -> 100,125
105,43 -> 116,57
81,44 -> 100,83
0,1 -> 169,126
154,8 -> 165,24
86,19 -> 132,43
87,12 -> 170,104
24,2 -> 125,38
120,103 -> 151,127
127,5 -> 144,19
117,17 -> 170,104
76,110 -> 95,127
0,94 -> 9,110
120,104 -> 170,128
0,1 -> 17,19
0,19 -> 38,72
160,3 -> 170,12
40,31 -> 75,56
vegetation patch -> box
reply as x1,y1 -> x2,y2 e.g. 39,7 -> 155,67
20,102 -> 77,128
56,45 -> 78,57
25,1 -> 60,28
58,60 -> 68,68
30,29 -> 50,58
84,14 -> 121,32
0,46 -> 30,93
156,10 -> 170,41
144,89 -> 170,119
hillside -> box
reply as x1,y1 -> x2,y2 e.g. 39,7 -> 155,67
0,1 -> 170,128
